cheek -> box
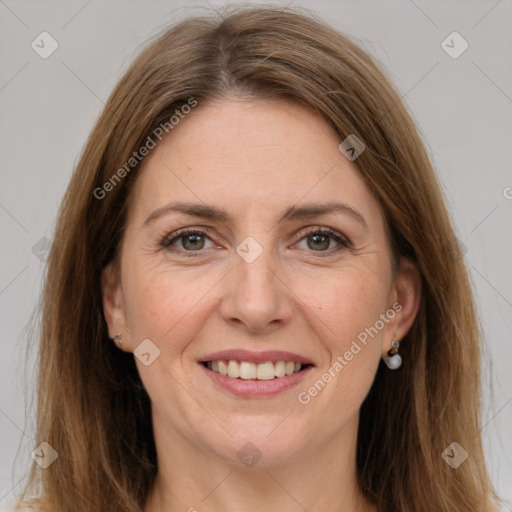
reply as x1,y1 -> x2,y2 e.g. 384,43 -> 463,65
306,263 -> 391,347
298,263 -> 390,395
121,258 -> 221,352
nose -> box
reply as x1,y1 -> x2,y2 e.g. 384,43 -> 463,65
219,248 -> 293,334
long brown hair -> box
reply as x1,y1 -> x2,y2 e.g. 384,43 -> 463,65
16,5 -> 498,511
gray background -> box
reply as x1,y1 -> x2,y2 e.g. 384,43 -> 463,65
0,0 -> 511,509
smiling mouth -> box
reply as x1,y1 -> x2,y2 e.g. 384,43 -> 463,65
201,360 -> 313,380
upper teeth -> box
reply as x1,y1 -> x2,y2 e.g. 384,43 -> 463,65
206,360 -> 302,380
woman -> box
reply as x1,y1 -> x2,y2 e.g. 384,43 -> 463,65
16,5 -> 498,512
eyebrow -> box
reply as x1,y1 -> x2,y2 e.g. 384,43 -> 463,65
143,200 -> 369,230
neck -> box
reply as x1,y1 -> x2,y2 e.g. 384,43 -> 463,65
144,412 -> 376,512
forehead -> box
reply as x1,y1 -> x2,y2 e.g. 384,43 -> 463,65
127,98 -> 382,230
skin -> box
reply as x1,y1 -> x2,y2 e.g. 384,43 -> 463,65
101,97 -> 421,512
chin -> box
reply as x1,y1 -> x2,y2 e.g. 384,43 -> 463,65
202,418 -> 311,468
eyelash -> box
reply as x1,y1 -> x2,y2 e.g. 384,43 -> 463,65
161,226 -> 351,257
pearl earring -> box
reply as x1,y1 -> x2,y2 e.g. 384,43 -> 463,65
383,340 -> 402,370
111,334 -> 124,348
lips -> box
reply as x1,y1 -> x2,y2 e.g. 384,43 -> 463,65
198,349 -> 315,398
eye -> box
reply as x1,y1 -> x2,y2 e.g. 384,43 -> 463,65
294,227 -> 351,254
161,226 -> 351,256
161,227 -> 216,252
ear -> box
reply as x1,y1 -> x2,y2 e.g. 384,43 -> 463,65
382,257 -> 422,356
101,261 -> 131,351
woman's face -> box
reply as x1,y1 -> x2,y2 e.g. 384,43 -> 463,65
102,98 -> 419,468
